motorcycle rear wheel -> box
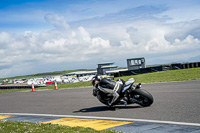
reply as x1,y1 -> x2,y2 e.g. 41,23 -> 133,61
131,89 -> 153,107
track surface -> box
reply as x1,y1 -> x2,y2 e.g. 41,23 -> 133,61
0,80 -> 200,124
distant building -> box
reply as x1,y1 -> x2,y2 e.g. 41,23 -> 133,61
65,71 -> 97,77
127,57 -> 146,70
97,62 -> 118,75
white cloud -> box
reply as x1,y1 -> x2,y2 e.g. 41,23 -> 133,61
1,2 -> 200,78
44,14 -> 70,30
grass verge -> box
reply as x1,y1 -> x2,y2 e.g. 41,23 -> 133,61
0,120 -> 121,133
116,67 -> 200,83
1,67 -> 200,93
0,88 -> 31,93
39,67 -> 200,89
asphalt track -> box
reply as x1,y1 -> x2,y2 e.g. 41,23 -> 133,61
1,80 -> 200,132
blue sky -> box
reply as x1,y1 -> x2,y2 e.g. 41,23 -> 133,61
0,0 -> 200,78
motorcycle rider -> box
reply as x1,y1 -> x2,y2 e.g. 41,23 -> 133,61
92,75 -> 126,106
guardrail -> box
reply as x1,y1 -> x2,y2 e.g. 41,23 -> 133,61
118,62 -> 200,77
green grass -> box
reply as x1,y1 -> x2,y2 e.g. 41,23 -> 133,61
0,120 -> 121,133
0,82 -> 92,93
1,67 -> 200,93
116,67 -> 200,83
40,81 -> 91,90
0,88 -> 31,93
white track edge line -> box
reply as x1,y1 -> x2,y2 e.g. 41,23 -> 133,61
1,113 -> 200,127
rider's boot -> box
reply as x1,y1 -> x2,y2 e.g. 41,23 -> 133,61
120,99 -> 127,105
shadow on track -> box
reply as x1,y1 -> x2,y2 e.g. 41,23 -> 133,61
73,105 -> 141,113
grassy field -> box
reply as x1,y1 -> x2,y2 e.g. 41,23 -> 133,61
116,67 -> 200,83
0,88 -> 31,93
38,67 -> 200,90
1,67 -> 200,93
0,120 -> 121,133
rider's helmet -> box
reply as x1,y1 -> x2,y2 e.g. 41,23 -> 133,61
91,75 -> 100,86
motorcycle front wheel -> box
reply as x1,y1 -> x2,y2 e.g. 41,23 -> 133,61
131,89 -> 153,107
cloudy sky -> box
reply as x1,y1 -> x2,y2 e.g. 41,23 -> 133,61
0,0 -> 200,78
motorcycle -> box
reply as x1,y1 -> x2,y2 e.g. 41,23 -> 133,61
92,76 -> 153,107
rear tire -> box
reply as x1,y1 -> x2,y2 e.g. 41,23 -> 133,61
131,89 -> 153,107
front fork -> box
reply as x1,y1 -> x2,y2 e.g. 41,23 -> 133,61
128,83 -> 142,104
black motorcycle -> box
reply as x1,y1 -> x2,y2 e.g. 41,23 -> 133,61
92,76 -> 153,107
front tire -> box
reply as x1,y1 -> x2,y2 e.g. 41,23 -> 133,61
131,89 -> 153,107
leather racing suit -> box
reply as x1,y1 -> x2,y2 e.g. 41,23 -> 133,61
96,77 -> 125,106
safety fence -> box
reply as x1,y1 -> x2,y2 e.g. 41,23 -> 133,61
116,62 -> 200,77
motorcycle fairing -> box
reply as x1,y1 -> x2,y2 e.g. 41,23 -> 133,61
122,78 -> 135,93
